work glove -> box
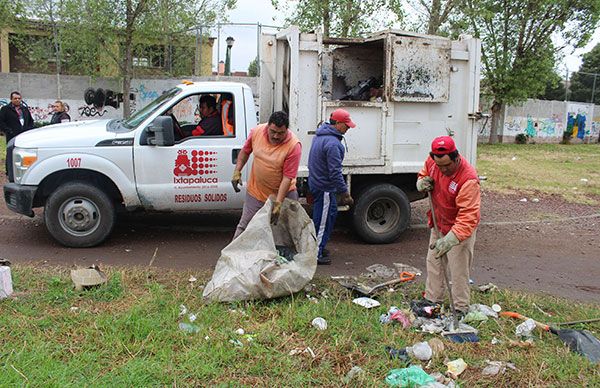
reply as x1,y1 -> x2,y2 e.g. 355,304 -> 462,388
271,201 -> 282,225
416,176 -> 434,192
433,231 -> 460,258
339,192 -> 354,206
231,170 -> 242,192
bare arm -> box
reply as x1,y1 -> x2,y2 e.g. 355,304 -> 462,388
235,150 -> 249,172
275,176 -> 293,203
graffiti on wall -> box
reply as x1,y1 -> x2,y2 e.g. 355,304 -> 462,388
503,114 -> 564,138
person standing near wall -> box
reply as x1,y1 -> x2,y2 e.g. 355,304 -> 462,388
0,91 -> 35,175
50,101 -> 71,124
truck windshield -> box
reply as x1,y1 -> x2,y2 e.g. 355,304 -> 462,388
121,87 -> 182,130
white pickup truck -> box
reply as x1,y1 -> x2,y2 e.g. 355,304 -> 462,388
4,28 -> 481,248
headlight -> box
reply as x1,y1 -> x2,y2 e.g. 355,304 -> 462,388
13,148 -> 38,183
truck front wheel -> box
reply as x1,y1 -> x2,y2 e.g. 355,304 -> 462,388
352,183 -> 410,244
44,182 -> 116,247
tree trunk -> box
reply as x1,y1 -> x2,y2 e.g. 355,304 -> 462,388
322,0 -> 331,38
428,0 -> 442,35
489,100 -> 502,144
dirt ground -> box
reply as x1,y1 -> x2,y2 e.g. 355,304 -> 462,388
1,170 -> 599,303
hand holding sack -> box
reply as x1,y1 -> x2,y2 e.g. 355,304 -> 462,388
271,201 -> 282,225
339,191 -> 354,206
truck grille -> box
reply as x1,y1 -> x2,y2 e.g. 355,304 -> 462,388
6,139 -> 14,183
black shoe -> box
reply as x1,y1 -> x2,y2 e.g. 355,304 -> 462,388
317,256 -> 331,265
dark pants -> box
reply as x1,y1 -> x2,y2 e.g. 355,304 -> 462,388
311,189 -> 338,258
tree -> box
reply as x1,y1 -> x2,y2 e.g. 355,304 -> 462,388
463,0 -> 600,143
247,57 -> 258,77
537,71 -> 567,101
399,0 -> 463,35
569,44 -> 600,104
272,0 -> 401,38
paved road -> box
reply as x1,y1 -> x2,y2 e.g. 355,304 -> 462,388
2,194 -> 599,303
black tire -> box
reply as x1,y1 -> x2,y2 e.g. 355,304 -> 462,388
352,183 -> 410,244
44,182 -> 116,247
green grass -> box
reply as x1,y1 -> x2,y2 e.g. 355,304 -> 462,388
1,266 -> 599,386
477,143 -> 600,204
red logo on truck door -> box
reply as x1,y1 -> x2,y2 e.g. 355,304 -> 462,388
173,150 -> 219,188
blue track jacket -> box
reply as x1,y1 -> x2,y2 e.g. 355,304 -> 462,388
308,122 -> 347,193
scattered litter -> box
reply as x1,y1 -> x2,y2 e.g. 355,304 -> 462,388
345,261 -> 353,265
491,337 -> 501,345
581,178 -> 589,183
508,339 -> 535,348
532,303 -> 552,317
306,294 -> 319,303
428,338 -> 445,357
311,317 -> 327,330
481,360 -> 517,376
289,347 -> 316,358
492,304 -> 502,313
446,358 -> 467,379
478,175 -> 487,181
385,346 -> 409,362
393,262 -> 423,277
531,198 -> 540,203
125,249 -> 132,252
516,318 -> 536,338
469,303 -> 498,318
229,339 -> 244,347
70,265 -> 108,291
463,311 -> 488,324
0,261 -> 13,299
380,307 -> 413,328
235,328 -> 245,335
411,300 -> 442,318
469,278 -> 474,284
204,335 -> 210,340
407,341 -> 433,361
511,156 -> 517,161
519,198 -> 528,202
385,365 -> 436,387
477,283 -> 498,293
179,305 -> 188,317
188,313 -> 197,322
70,306 -> 79,312
344,366 -> 364,384
179,322 -> 200,334
353,297 -> 381,309
366,263 -> 397,278
188,276 -> 197,283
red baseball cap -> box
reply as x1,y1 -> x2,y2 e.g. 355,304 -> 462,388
431,136 -> 457,154
330,108 -> 356,128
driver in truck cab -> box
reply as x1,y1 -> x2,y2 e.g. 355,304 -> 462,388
192,95 -> 223,136
231,111 -> 302,239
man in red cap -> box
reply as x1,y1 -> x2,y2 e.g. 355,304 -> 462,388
307,108 -> 356,264
416,135 -> 480,315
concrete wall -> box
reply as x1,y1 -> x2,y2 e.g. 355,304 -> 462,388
478,98 -> 600,143
0,73 -> 258,123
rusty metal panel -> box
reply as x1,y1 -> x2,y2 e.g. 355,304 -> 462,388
391,37 -> 451,102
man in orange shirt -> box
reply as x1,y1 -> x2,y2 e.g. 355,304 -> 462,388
416,136 -> 480,314
231,111 -> 301,239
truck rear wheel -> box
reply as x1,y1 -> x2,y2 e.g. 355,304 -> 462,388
44,182 -> 116,247
352,183 -> 410,244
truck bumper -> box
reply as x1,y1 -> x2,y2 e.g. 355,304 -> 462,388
3,183 -> 37,217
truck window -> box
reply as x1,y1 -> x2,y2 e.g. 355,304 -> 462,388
121,87 -> 181,130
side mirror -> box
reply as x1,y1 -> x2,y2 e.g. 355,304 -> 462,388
146,116 -> 175,146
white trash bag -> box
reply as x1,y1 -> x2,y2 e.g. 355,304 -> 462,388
202,198 -> 318,301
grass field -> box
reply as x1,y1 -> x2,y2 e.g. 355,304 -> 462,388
1,266 -> 599,386
477,143 -> 600,204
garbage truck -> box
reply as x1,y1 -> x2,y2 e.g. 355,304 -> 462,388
3,26 -> 481,247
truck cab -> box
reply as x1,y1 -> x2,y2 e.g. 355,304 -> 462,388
4,82 -> 256,247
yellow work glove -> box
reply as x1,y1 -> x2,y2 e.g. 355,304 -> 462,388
231,170 -> 242,192
416,176 -> 434,192
433,231 -> 459,258
271,201 -> 282,225
339,192 -> 354,206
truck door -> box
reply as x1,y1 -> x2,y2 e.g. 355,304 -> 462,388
133,90 -> 246,210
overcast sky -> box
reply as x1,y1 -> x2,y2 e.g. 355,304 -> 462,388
219,0 -> 598,75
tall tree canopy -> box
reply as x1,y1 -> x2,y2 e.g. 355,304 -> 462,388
569,44 -> 600,104
463,0 -> 600,143
271,0 -> 402,37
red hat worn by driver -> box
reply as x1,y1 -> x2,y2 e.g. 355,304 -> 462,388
431,136 -> 457,154
330,108 -> 356,128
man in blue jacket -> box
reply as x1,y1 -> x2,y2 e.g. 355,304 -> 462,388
308,108 -> 356,265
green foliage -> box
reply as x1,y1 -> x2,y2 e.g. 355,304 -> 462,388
1,265 -> 599,385
272,0 -> 401,37
537,71 -> 567,101
515,133 -> 528,144
247,57 -> 258,77
569,44 -> 600,104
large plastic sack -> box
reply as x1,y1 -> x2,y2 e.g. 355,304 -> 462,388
202,198 -> 318,301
